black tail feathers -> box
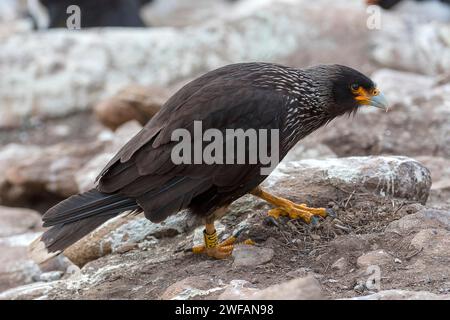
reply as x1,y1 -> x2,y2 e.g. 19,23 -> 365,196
29,189 -> 138,262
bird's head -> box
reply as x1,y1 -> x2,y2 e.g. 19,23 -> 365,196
307,64 -> 389,118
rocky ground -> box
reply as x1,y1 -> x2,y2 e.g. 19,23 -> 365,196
0,0 -> 450,300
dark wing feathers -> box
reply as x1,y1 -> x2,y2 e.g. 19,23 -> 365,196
96,64 -> 243,177
137,178 -> 211,222
97,63 -> 287,222
34,63 -> 289,255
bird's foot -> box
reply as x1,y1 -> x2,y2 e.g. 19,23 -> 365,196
192,230 -> 254,259
251,187 -> 335,225
268,203 -> 335,225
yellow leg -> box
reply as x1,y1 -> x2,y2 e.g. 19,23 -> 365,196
192,222 -> 253,259
251,187 -> 334,224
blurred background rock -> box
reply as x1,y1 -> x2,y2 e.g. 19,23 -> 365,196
0,0 -> 450,300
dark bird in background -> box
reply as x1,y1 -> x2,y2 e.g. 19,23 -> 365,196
30,63 -> 388,261
367,0 -> 450,10
31,0 -> 153,29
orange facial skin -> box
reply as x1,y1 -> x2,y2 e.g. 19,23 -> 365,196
352,86 -> 380,106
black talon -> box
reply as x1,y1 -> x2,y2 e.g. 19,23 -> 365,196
326,208 -> 337,218
263,216 -> 281,228
310,215 -> 320,227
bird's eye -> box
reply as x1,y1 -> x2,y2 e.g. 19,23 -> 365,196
350,84 -> 360,92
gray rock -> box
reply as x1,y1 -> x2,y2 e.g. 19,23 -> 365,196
0,231 -> 71,293
0,233 -> 42,292
252,276 -> 323,300
350,290 -> 450,300
232,246 -> 274,268
386,209 -> 450,234
373,207 -> 450,295
219,276 -> 323,300
371,13 -> 450,75
357,250 -> 392,269
39,271 -> 64,282
0,206 -> 42,237
218,280 -> 259,300
264,156 -> 431,205
420,210 -> 450,230
0,281 -> 56,300
410,229 -> 450,258
370,69 -> 435,105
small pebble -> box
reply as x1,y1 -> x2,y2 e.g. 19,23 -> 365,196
286,221 -> 297,232
331,257 -> 348,271
310,234 -> 321,241
327,279 -> 339,283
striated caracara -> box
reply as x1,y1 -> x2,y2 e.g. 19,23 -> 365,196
31,63 -> 388,260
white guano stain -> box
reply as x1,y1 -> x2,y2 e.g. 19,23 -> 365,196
265,156 -> 429,198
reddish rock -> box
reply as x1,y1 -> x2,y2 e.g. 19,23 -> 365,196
94,85 -> 169,130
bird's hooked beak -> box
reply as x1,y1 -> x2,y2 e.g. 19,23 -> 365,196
354,87 -> 389,111
368,92 -> 389,111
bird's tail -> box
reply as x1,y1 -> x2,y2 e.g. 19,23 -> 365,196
29,189 -> 139,264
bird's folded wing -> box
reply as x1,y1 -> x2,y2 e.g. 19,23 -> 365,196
95,65 -> 288,222
97,84 -> 286,196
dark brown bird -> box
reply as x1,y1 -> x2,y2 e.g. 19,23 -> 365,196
366,0 -> 450,10
34,0 -> 152,29
31,63 -> 388,260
